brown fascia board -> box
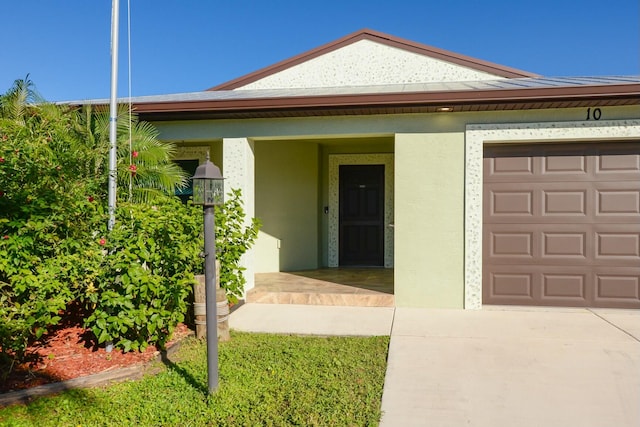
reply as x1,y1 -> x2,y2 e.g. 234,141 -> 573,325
133,83 -> 640,116
208,29 -> 537,91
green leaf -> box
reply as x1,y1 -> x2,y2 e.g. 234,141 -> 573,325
97,330 -> 110,344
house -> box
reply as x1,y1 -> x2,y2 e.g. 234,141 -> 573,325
128,29 -> 639,309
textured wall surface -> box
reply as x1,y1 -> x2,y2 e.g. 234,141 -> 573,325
223,138 -> 255,292
394,132 -> 465,308
237,39 -> 503,90
154,106 -> 639,308
254,140 -> 319,272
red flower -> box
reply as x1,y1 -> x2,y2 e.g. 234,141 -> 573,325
129,164 -> 137,177
0,191 -> 4,197
88,196 -> 94,202
132,151 -> 139,158
0,157 -> 5,163
2,235 -> 8,240
99,238 -> 106,246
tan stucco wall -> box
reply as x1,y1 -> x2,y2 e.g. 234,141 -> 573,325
154,104 -> 640,307
254,140 -> 319,272
394,133 -> 465,308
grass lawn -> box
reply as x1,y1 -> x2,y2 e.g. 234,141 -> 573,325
0,332 -> 390,426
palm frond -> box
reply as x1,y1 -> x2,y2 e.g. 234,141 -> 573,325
0,75 -> 43,121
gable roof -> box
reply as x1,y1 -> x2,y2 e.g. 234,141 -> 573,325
208,29 -> 537,91
66,31 -> 639,121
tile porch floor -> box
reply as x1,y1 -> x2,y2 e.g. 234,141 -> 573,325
247,268 -> 394,307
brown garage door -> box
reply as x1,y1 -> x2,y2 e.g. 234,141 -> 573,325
483,142 -> 640,308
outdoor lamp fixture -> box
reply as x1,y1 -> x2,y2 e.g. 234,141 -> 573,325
191,153 -> 224,393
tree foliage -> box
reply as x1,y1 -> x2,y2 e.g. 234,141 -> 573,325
0,77 -> 259,373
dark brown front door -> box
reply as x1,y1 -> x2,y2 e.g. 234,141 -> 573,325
339,165 -> 384,266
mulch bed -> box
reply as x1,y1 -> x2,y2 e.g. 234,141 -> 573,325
1,323 -> 192,394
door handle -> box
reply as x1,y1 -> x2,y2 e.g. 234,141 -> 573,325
387,223 -> 394,228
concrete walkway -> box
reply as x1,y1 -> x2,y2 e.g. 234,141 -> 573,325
229,304 -> 640,427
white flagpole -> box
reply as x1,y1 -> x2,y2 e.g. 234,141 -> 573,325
108,0 -> 120,231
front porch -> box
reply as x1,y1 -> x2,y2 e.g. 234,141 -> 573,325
247,268 -> 394,307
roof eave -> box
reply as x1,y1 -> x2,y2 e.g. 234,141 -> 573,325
133,83 -> 640,119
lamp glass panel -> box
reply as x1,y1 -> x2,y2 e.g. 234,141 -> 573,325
204,179 -> 224,205
193,179 -> 205,205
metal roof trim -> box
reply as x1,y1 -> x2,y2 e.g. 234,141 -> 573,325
62,76 -> 640,121
129,80 -> 640,115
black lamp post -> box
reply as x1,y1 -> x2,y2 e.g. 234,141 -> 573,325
191,153 -> 224,393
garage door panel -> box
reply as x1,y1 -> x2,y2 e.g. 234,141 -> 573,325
594,225 -> 640,265
485,268 -> 640,307
538,266 -> 597,307
539,183 -> 592,220
484,225 -> 537,263
484,268 -> 535,303
486,228 -> 638,266
486,224 -> 595,265
595,145 -> 640,177
484,182 -> 595,223
488,190 -> 534,216
594,270 -> 640,308
484,266 -> 596,307
542,273 -> 587,301
483,141 -> 640,308
488,231 -> 534,259
489,155 -> 534,176
542,231 -> 588,260
595,184 -> 640,218
541,153 -> 588,176
543,190 -> 587,216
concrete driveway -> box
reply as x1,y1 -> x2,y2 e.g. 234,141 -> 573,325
380,307 -> 640,427
229,304 -> 640,427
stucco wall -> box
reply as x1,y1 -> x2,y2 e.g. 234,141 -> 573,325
394,133 -> 465,308
236,39 -> 503,90
155,104 -> 640,307
254,140 -> 319,272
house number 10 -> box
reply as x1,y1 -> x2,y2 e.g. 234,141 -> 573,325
586,107 -> 602,120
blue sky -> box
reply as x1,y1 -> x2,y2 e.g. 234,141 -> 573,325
2,0 -> 638,101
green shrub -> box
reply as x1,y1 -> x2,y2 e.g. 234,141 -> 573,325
215,188 -> 261,303
83,189 -> 261,352
0,89 -> 107,372
84,196 -> 202,352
